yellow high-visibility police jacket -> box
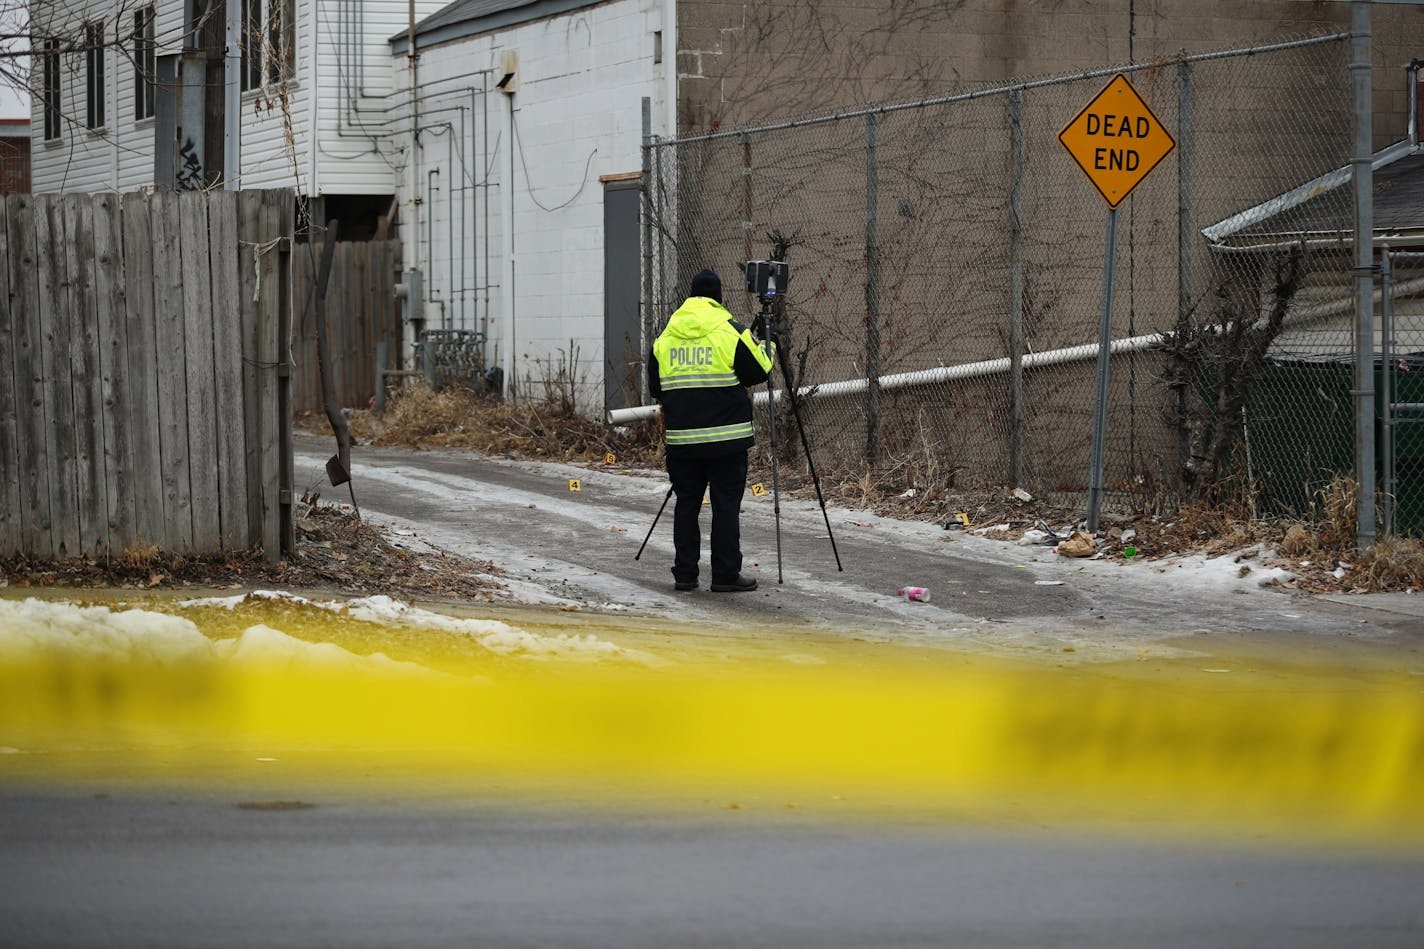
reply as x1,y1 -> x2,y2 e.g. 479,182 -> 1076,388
648,296 -> 775,459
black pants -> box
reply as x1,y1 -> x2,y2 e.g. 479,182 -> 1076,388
666,451 -> 748,585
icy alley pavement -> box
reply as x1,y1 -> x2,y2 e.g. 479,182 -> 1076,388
293,435 -> 1424,660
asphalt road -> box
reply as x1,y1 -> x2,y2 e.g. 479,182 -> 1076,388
2,786 -> 1422,949
295,434 -> 1424,647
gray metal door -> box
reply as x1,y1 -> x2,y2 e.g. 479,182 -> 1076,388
603,178 -> 642,411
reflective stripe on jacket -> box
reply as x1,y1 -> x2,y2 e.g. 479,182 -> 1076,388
649,296 -> 774,458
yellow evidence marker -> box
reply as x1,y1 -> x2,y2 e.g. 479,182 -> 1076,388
568,479 -> 582,492
751,483 -> 767,497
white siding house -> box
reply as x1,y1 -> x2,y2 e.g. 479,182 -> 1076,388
27,0 -> 444,204
392,0 -> 671,412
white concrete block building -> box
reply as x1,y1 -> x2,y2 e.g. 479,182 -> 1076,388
392,0 -> 672,412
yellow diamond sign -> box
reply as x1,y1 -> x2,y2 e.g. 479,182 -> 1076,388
1058,73 -> 1175,209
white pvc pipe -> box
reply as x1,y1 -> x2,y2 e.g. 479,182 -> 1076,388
607,331 -> 1166,425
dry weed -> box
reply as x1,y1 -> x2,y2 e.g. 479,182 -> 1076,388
1315,475 -> 1359,552
119,540 -> 162,569
1352,536 -> 1424,591
1278,523 -> 1318,559
362,382 -> 664,466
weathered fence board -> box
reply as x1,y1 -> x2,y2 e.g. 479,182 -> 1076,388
35,198 -> 80,559
152,191 -> 194,552
258,190 -> 286,558
179,197 -> 221,552
67,195 -> 107,557
93,193 -> 134,553
0,198 -> 17,556
5,195 -> 51,557
209,191 -> 249,553
121,191 -> 165,550
237,192 -> 263,547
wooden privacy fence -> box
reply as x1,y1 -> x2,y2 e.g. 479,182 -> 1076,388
291,238 -> 402,413
0,188 -> 294,561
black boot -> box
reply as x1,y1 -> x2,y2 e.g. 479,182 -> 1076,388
710,574 -> 757,592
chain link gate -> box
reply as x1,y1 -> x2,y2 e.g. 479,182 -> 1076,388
640,35 -> 1365,522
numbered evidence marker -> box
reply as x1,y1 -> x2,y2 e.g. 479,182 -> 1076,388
603,452 -> 617,465
1057,73 -> 1175,209
751,483 -> 767,497
568,479 -> 582,492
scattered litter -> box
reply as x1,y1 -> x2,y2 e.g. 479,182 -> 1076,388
1012,487 -> 1033,502
609,526 -> 627,533
972,523 -> 1011,535
1123,545 -> 1138,558
1034,580 -> 1065,586
945,512 -> 971,530
1121,528 -> 1136,543
896,586 -> 930,602
899,488 -> 917,499
1055,531 -> 1097,558
850,521 -> 874,528
1018,529 -> 1055,546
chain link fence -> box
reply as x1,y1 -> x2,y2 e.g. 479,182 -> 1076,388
641,34 -> 1388,527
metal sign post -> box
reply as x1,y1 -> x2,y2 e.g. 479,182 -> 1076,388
1087,208 -> 1120,532
1058,73 -> 1176,530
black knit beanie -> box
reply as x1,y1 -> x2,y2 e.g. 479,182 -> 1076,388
689,269 -> 722,302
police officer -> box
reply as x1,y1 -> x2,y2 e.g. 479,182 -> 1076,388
648,269 -> 775,592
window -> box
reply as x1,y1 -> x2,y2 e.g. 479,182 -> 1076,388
242,0 -> 296,91
267,0 -> 295,85
42,38 -> 60,141
241,0 -> 262,91
133,7 -> 156,121
85,22 -> 106,130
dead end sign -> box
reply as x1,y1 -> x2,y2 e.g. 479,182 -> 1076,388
1058,73 -> 1176,208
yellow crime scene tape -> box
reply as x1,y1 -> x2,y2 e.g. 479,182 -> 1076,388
0,595 -> 1420,846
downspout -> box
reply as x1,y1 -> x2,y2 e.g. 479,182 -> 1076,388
308,0 -> 319,198
663,0 -> 676,137
408,0 -> 422,353
502,88 -> 515,398
1409,59 -> 1420,148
